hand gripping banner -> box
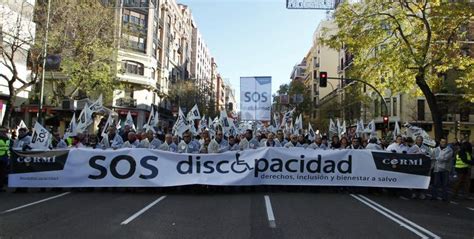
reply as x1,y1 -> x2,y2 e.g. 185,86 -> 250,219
9,148 -> 432,189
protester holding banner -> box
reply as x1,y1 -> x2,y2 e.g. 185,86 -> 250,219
414,136 -> 432,157
330,135 -> 341,149
261,133 -> 281,147
340,137 -> 349,149
178,131 -> 199,153
431,138 -> 453,201
386,135 -> 406,153
297,135 -> 308,148
71,134 -> 86,148
122,132 -> 139,148
213,130 -> 229,152
137,132 -> 150,148
159,134 -> 178,152
227,135 -> 240,151
100,126 -> 124,149
13,127 -> 31,149
199,136 -> 211,154
308,135 -> 327,150
276,130 -> 288,145
365,138 -> 382,150
245,129 -> 259,149
51,132 -> 68,149
347,137 -> 364,149
284,134 -> 302,148
406,137 -> 421,154
148,130 -> 162,149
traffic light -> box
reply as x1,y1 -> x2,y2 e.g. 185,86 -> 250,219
319,71 -> 327,87
383,116 -> 389,125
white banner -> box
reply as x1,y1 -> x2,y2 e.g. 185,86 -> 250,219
9,148 -> 431,189
240,76 -> 272,121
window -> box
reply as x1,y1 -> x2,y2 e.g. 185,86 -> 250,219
122,34 -> 146,52
392,97 -> 397,116
374,99 -> 380,117
385,98 -> 391,116
460,107 -> 470,122
417,99 -> 425,121
122,60 -> 144,75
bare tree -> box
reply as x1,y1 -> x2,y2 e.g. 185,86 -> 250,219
0,1 -> 41,127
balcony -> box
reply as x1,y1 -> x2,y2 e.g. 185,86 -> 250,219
116,97 -> 137,108
123,0 -> 149,13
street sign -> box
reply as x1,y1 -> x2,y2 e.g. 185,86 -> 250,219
286,0 -> 340,10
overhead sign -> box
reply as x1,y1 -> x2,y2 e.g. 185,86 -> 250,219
240,76 -> 272,121
9,148 -> 431,189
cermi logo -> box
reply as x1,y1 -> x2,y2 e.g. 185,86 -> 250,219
383,158 -> 423,169
371,152 -> 431,176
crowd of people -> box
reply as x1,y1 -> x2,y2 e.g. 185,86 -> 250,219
0,122 -> 472,200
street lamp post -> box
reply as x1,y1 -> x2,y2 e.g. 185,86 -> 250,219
37,0 -> 52,124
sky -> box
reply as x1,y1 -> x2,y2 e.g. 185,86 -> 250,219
177,0 -> 327,108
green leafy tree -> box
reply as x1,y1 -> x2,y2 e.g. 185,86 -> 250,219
34,0 -> 117,105
168,80 -> 209,116
323,0 -> 474,140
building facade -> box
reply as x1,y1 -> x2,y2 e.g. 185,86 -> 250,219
0,0 -> 36,126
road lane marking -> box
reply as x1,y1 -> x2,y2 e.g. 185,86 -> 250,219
467,207 -> 474,211
356,194 -> 440,239
449,201 -> 459,205
264,195 -> 276,228
399,196 -> 410,201
350,194 -> 429,239
2,192 -> 71,214
121,196 -> 167,225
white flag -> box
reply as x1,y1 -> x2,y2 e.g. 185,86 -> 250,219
124,111 -> 136,131
329,119 -> 338,136
365,120 -> 376,135
220,110 -> 230,130
101,114 -> 114,137
404,123 -> 436,147
187,104 -> 201,120
143,107 -> 157,133
30,122 -> 51,150
172,107 -> 188,137
307,123 -> 316,141
273,113 -> 280,129
16,120 -> 27,133
356,119 -> 365,137
393,121 -> 400,140
281,108 -> 295,127
116,119 -> 122,130
64,113 -> 77,138
338,120 -> 346,137
198,114 -> 207,131
89,94 -> 103,112
76,103 -> 92,133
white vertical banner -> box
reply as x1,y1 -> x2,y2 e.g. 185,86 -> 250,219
240,76 -> 271,121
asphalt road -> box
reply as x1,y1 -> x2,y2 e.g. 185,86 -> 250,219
0,188 -> 473,239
